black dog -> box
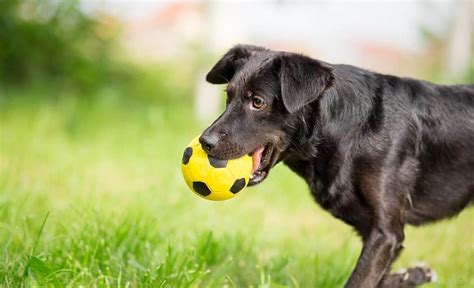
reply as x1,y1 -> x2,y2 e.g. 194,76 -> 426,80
199,45 -> 474,288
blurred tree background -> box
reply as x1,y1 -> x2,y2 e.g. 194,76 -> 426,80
0,0 -> 198,106
0,0 -> 120,90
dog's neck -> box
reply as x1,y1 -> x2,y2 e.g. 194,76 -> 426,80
282,71 -> 381,186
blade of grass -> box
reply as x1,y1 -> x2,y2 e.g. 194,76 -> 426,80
21,211 -> 63,288
22,211 -> 50,278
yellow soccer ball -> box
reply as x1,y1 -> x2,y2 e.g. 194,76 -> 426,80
181,136 -> 252,201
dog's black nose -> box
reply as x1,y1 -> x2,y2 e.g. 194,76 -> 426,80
199,133 -> 219,153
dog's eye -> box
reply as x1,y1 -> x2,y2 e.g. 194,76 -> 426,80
251,96 -> 266,110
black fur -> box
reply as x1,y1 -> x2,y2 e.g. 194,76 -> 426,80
201,44 -> 474,288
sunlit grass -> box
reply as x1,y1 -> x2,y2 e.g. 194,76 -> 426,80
0,91 -> 472,287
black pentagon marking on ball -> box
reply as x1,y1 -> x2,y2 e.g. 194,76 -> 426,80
230,178 -> 246,194
182,147 -> 193,165
207,155 -> 228,168
193,181 -> 211,196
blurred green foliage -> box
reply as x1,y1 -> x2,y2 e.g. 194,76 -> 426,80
0,0 -> 119,89
0,0 -> 196,104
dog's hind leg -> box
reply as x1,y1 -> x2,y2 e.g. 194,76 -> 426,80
378,266 -> 436,288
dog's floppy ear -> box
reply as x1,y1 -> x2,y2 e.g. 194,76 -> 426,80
279,54 -> 334,113
206,44 -> 266,84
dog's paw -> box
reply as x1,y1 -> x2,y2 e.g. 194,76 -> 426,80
405,266 -> 436,285
382,266 -> 436,287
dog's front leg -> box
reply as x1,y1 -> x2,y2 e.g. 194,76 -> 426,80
342,152 -> 418,287
343,171 -> 407,288
345,217 -> 405,288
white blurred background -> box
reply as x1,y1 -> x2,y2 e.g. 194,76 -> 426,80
82,0 -> 473,119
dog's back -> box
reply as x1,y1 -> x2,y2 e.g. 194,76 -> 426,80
328,64 -> 473,224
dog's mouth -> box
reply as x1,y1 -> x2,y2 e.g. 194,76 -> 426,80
248,144 -> 275,186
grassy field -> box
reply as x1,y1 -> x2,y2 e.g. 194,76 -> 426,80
0,89 -> 473,287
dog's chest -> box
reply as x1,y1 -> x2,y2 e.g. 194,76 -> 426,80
284,157 -> 342,205
284,156 -> 369,227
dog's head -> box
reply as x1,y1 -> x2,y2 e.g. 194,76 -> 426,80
200,45 -> 334,185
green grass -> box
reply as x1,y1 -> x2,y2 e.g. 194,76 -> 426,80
0,90 -> 473,287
